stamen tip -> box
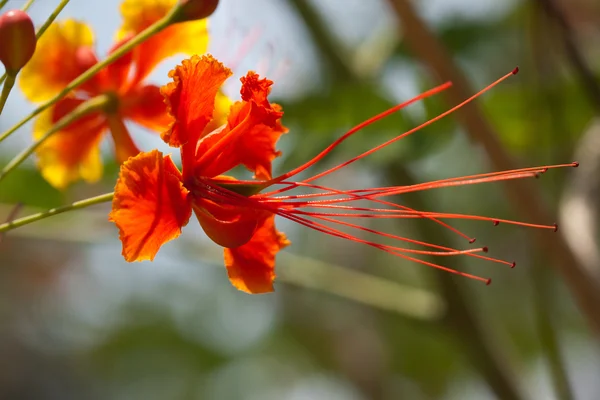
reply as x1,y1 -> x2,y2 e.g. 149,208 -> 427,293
493,220 -> 500,226
482,246 -> 489,253
510,261 -> 516,269
469,238 -> 476,244
553,223 -> 559,232
512,66 -> 519,75
485,278 -> 492,286
572,161 -> 579,168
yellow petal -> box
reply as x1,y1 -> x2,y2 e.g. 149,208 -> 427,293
34,98 -> 106,189
18,19 -> 94,103
116,0 -> 209,83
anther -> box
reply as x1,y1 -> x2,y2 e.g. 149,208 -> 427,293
482,246 -> 488,253
493,220 -> 500,226
469,238 -> 477,244
571,161 -> 579,168
512,67 -> 519,75
510,261 -> 516,269
485,278 -> 492,285
553,223 -> 559,232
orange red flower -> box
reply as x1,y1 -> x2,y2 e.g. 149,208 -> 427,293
18,0 -> 210,188
110,55 -> 576,294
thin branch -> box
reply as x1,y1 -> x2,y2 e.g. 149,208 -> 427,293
535,0 -> 600,111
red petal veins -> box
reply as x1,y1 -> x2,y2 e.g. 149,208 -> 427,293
110,150 -> 191,262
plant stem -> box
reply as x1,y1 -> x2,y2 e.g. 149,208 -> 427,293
531,260 -> 574,400
0,3 -> 180,144
36,0 -> 71,39
22,0 -> 35,11
0,192 -> 114,233
0,94 -> 111,183
385,0 -> 600,339
0,73 -> 15,115
0,0 -> 9,9
535,0 -> 600,111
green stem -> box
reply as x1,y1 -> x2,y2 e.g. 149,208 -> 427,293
0,3 -> 182,144
36,0 -> 71,39
0,0 -> 72,86
0,94 -> 111,183
22,0 -> 35,11
0,0 -> 9,9
0,192 -> 114,233
531,261 -> 574,400
0,73 -> 15,115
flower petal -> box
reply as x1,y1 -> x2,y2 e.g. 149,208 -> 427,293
161,55 -> 232,148
110,150 -> 192,262
224,215 -> 290,294
19,20 -> 95,102
194,73 -> 287,179
193,198 -> 261,248
34,98 -> 106,189
117,0 -> 210,83
122,84 -> 172,133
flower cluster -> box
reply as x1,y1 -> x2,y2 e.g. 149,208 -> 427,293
0,0 -> 577,295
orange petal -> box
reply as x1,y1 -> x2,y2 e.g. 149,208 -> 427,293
34,98 -> 107,189
122,84 -> 172,133
161,55 -> 232,148
224,215 -> 290,294
117,0 -> 210,83
19,20 -> 95,102
110,150 -> 192,262
193,197 -> 262,248
195,99 -> 287,179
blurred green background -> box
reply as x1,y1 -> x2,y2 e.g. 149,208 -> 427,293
1,0 -> 600,399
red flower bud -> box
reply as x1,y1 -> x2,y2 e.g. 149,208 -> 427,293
175,0 -> 219,22
0,10 -> 36,74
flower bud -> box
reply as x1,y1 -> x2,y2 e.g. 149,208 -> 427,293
174,0 -> 219,23
0,10 -> 36,74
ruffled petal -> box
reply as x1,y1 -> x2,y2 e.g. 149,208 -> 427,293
117,0 -> 210,83
110,150 -> 192,262
34,98 -> 107,189
161,55 -> 232,148
19,20 -> 95,102
223,215 -> 289,294
194,73 -> 287,179
121,84 -> 172,133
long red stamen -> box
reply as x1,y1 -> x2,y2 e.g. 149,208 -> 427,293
261,180 -> 478,242
295,211 -> 516,268
262,69 -> 517,197
260,81 -> 454,189
276,209 -> 492,284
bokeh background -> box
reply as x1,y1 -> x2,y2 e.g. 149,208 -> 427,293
1,0 -> 600,399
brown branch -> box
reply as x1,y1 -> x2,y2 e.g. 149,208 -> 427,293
386,0 -> 600,339
535,0 -> 600,111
